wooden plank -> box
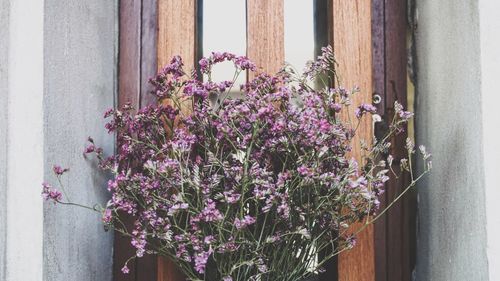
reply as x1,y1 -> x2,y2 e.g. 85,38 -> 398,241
315,2 -> 339,279
247,0 -> 285,78
384,1 -> 409,280
371,0 -> 388,280
135,1 -> 160,279
116,1 -> 142,280
118,0 -> 141,109
331,1 -> 376,281
157,1 -> 198,280
157,0 -> 197,70
140,0 -> 159,108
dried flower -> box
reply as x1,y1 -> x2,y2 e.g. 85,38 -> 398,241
42,182 -> 62,202
41,46 -> 431,281
53,165 -> 69,175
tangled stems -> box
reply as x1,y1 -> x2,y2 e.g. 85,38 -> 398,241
42,46 -> 431,281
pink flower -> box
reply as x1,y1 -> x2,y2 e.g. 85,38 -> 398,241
121,265 -> 130,274
41,182 -> 62,202
355,103 -> 377,118
102,209 -> 113,224
52,165 -> 69,175
234,215 -> 256,230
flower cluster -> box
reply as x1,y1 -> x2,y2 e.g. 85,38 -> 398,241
43,47 -> 431,281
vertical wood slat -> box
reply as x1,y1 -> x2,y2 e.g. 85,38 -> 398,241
116,1 -> 142,280
117,1 -> 159,281
140,0 -> 159,108
157,1 -> 198,280
371,0 -> 387,280
136,1 -> 160,279
332,1 -> 376,281
247,0 -> 285,79
314,2 -> 338,279
372,0 -> 412,280
384,1 -> 410,280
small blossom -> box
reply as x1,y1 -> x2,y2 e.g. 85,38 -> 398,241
194,249 -> 213,274
234,215 -> 256,230
41,182 -> 62,202
297,165 -> 314,177
355,103 -> 377,118
53,165 -> 69,175
102,209 -> 113,224
121,265 -> 130,274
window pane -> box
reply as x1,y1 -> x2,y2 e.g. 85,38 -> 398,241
285,1 -> 315,72
202,0 -> 246,89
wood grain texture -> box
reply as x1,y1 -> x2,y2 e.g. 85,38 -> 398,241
158,0 -> 197,70
118,0 -> 141,110
384,1 -> 410,280
331,1 -> 376,280
157,1 -> 198,280
140,0 -> 159,108
116,1 -> 142,280
247,0 -> 285,79
371,0 -> 387,280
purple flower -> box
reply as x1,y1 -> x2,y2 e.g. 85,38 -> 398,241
194,249 -> 213,274
84,144 -> 96,154
297,165 -> 314,177
168,203 -> 189,215
41,182 -> 62,202
121,265 -> 130,274
102,209 -> 113,224
346,235 -> 357,249
223,191 -> 241,204
199,199 -> 223,222
398,110 -> 414,121
131,227 -> 147,257
234,215 -> 256,230
234,56 -> 256,71
52,165 -> 69,175
355,103 -> 377,118
42,47 -> 425,279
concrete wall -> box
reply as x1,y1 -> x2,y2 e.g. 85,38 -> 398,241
43,1 -> 117,280
1,0 -> 117,280
414,1 -> 489,280
0,1 -> 9,280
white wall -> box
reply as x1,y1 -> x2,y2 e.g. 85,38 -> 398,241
1,1 -> 117,280
479,1 -> 500,280
5,0 -> 45,279
0,1 -> 10,280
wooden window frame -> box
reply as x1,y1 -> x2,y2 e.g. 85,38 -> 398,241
116,1 -> 411,280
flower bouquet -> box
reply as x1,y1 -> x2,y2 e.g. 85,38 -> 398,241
43,46 -> 431,281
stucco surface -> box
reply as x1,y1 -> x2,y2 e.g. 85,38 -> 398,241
0,1 -> 9,280
43,1 -> 117,280
415,1 -> 489,280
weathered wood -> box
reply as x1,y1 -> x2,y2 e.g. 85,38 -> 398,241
118,0 -> 141,110
116,1 -> 142,279
247,0 -> 285,79
371,0 -> 387,280
140,0 -> 159,108
331,1 -> 376,280
384,1 -> 410,280
157,1 -> 198,280
157,0 -> 197,70
135,2 -> 160,280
